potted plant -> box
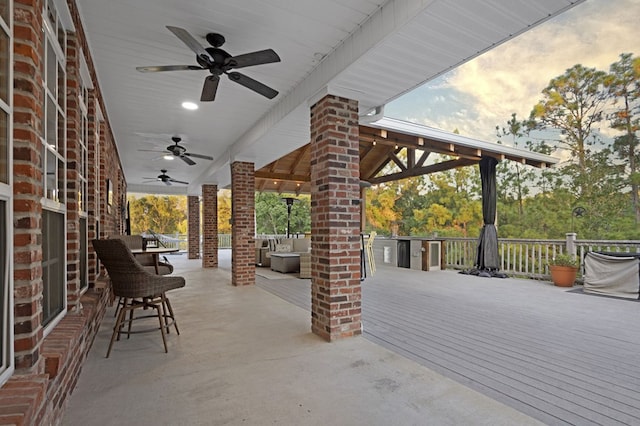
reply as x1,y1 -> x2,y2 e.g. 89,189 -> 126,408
548,254 -> 579,287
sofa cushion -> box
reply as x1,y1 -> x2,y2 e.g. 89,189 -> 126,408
292,238 -> 311,253
279,238 -> 294,248
275,244 -> 291,252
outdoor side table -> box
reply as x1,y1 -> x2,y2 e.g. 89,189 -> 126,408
270,253 -> 300,273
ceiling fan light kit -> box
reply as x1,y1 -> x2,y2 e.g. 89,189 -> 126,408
136,26 -> 281,102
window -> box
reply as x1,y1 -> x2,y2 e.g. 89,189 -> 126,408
0,3 -> 8,185
79,82 -> 88,214
42,209 -> 65,326
0,0 -> 11,387
41,13 -> 65,203
79,217 -> 87,291
0,200 -> 12,386
41,0 -> 66,330
78,70 -> 89,291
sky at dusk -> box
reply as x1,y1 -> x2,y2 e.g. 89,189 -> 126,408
385,0 -> 640,148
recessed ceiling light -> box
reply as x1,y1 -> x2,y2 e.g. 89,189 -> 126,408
182,101 -> 198,110
163,155 -> 174,160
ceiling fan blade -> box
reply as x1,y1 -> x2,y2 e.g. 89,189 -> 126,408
169,178 -> 189,185
201,75 -> 220,101
138,149 -> 166,153
164,180 -> 172,186
179,155 -> 196,166
184,152 -> 213,160
227,72 -> 278,99
136,65 -> 204,73
226,49 -> 281,69
166,26 -> 212,62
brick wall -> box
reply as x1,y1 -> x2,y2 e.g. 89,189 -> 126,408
0,288 -> 110,425
13,0 -> 45,375
187,195 -> 200,259
309,95 -> 362,341
202,185 -> 218,268
1,0 -> 126,422
230,162 -> 255,286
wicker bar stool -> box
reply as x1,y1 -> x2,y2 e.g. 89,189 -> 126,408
111,235 -> 174,319
92,239 -> 185,358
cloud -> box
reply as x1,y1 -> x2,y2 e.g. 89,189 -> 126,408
388,0 -> 640,143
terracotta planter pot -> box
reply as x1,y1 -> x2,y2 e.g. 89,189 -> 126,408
549,265 -> 577,287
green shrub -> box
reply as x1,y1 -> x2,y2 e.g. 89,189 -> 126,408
549,253 -> 578,268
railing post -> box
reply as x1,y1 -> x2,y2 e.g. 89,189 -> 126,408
566,233 -> 577,259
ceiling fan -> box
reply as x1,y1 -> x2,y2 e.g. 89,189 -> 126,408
140,136 -> 213,166
142,169 -> 189,186
136,26 -> 281,102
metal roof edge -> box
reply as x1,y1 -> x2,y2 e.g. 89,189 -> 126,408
368,117 -> 558,165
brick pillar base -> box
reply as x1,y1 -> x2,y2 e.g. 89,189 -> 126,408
187,195 -> 200,259
310,95 -> 361,341
202,185 -> 218,268
231,161 -> 255,286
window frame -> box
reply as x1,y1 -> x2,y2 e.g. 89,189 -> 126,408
40,0 -> 68,335
77,56 -> 90,292
41,11 -> 66,207
0,0 -> 13,388
41,208 -> 66,331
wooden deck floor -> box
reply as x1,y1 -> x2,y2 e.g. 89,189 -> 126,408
256,265 -> 640,426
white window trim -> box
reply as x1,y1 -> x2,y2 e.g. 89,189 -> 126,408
0,195 -> 14,387
41,207 -> 67,338
0,0 -> 14,388
40,0 -> 68,336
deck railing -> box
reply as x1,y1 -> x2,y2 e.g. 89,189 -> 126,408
175,233 -> 640,281
444,235 -> 640,280
141,232 -> 233,250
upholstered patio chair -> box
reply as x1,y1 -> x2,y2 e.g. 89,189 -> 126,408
92,238 -> 185,357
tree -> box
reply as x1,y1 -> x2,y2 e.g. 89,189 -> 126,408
420,163 -> 482,237
366,182 -> 400,235
128,195 -> 187,235
255,192 -> 310,235
496,114 -> 535,218
531,64 -> 607,198
605,53 -> 640,223
217,190 -> 232,234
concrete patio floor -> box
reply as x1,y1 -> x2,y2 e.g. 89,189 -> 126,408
63,250 -> 541,426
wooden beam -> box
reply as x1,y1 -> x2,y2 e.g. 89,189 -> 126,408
369,158 -> 477,184
390,152 -> 407,171
289,145 -> 308,175
415,150 -> 430,167
407,149 -> 415,168
255,171 -> 310,182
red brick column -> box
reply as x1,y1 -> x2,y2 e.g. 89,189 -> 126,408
13,0 -> 45,373
202,185 -> 218,268
230,162 -> 255,286
309,95 -> 361,341
188,195 -> 200,259
65,32 -> 82,311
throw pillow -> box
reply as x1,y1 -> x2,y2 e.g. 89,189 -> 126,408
275,244 -> 291,252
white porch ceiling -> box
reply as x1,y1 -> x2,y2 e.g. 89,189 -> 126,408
74,0 -> 584,195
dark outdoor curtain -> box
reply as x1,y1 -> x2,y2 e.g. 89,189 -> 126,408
125,201 -> 131,235
475,156 -> 499,271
